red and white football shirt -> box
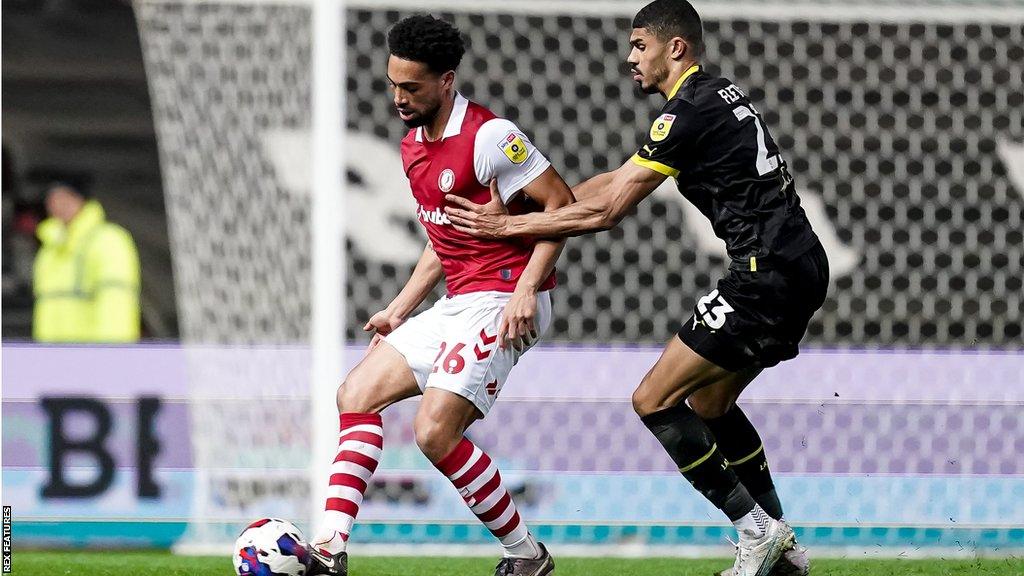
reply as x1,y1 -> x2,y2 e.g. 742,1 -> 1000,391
400,93 -> 556,295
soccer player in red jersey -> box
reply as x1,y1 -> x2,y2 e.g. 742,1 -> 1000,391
307,15 -> 572,576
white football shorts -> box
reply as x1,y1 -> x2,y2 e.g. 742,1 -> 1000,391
384,290 -> 552,416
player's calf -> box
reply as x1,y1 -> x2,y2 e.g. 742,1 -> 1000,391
308,411 -> 382,574
702,405 -> 785,520
432,435 -> 546,561
417,389 -> 546,563
312,343 -> 420,564
641,403 -> 764,523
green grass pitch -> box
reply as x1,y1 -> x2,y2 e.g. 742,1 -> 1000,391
9,551 -> 1024,576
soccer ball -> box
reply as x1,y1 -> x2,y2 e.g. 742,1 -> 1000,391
233,518 -> 310,576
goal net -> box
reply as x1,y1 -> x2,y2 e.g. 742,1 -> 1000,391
135,0 -> 342,547
135,0 -> 1024,552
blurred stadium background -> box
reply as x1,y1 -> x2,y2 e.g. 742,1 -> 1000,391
2,0 -> 1023,569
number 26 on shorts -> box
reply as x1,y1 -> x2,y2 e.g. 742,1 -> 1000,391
432,342 -> 467,375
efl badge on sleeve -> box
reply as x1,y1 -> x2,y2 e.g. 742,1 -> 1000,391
499,131 -> 529,164
649,113 -> 676,142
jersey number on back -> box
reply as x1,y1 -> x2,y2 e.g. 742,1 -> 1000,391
732,105 -> 782,177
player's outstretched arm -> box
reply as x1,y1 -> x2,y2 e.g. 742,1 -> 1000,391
446,160 -> 666,239
570,171 -> 615,202
364,242 -> 443,349
497,166 -> 574,350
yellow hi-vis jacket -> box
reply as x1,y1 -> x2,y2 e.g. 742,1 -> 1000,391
33,200 -> 141,342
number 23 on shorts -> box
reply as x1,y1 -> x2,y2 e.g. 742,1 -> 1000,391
695,289 -> 735,331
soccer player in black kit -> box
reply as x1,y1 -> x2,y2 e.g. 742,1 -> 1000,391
446,1 -> 827,575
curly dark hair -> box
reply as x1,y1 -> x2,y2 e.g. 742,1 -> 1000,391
387,15 -> 466,74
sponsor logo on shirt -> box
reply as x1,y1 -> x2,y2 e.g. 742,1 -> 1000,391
499,131 -> 529,164
417,205 -> 451,225
650,113 -> 676,142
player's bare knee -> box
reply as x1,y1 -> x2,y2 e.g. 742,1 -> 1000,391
335,381 -> 348,412
335,381 -> 361,413
631,386 -> 650,416
632,383 -> 668,417
413,415 -> 460,463
632,369 -> 670,415
336,374 -> 375,413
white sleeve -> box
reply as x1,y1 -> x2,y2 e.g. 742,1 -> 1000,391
473,118 -> 552,204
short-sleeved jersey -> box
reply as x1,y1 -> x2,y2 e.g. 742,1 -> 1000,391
401,93 -> 556,296
632,65 -> 818,262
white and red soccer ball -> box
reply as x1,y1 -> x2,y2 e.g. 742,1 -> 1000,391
233,518 -> 310,576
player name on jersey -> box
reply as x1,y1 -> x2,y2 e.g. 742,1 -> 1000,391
633,65 -> 818,262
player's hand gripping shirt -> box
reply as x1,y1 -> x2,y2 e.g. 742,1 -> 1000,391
401,93 -> 556,295
633,65 -> 819,262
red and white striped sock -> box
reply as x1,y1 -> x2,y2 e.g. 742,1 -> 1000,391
434,437 -> 541,558
314,412 -> 383,554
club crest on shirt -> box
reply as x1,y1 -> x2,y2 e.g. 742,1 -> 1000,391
649,113 -> 676,142
499,131 -> 529,164
438,168 -> 456,192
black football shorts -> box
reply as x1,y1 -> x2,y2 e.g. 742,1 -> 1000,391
678,241 -> 829,372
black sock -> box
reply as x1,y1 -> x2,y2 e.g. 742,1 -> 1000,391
641,404 -> 756,521
703,405 -> 784,520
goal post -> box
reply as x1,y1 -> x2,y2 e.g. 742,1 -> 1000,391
135,0 -> 346,549
310,0 -> 346,541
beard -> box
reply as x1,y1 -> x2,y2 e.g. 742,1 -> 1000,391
400,101 -> 441,128
639,80 -> 662,95
630,66 -> 663,97
634,81 -> 661,97
401,114 -> 428,128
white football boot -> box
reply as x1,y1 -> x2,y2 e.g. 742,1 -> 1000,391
727,518 -> 796,576
716,545 -> 809,576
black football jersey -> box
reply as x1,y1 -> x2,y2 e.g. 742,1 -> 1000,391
633,65 -> 818,262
